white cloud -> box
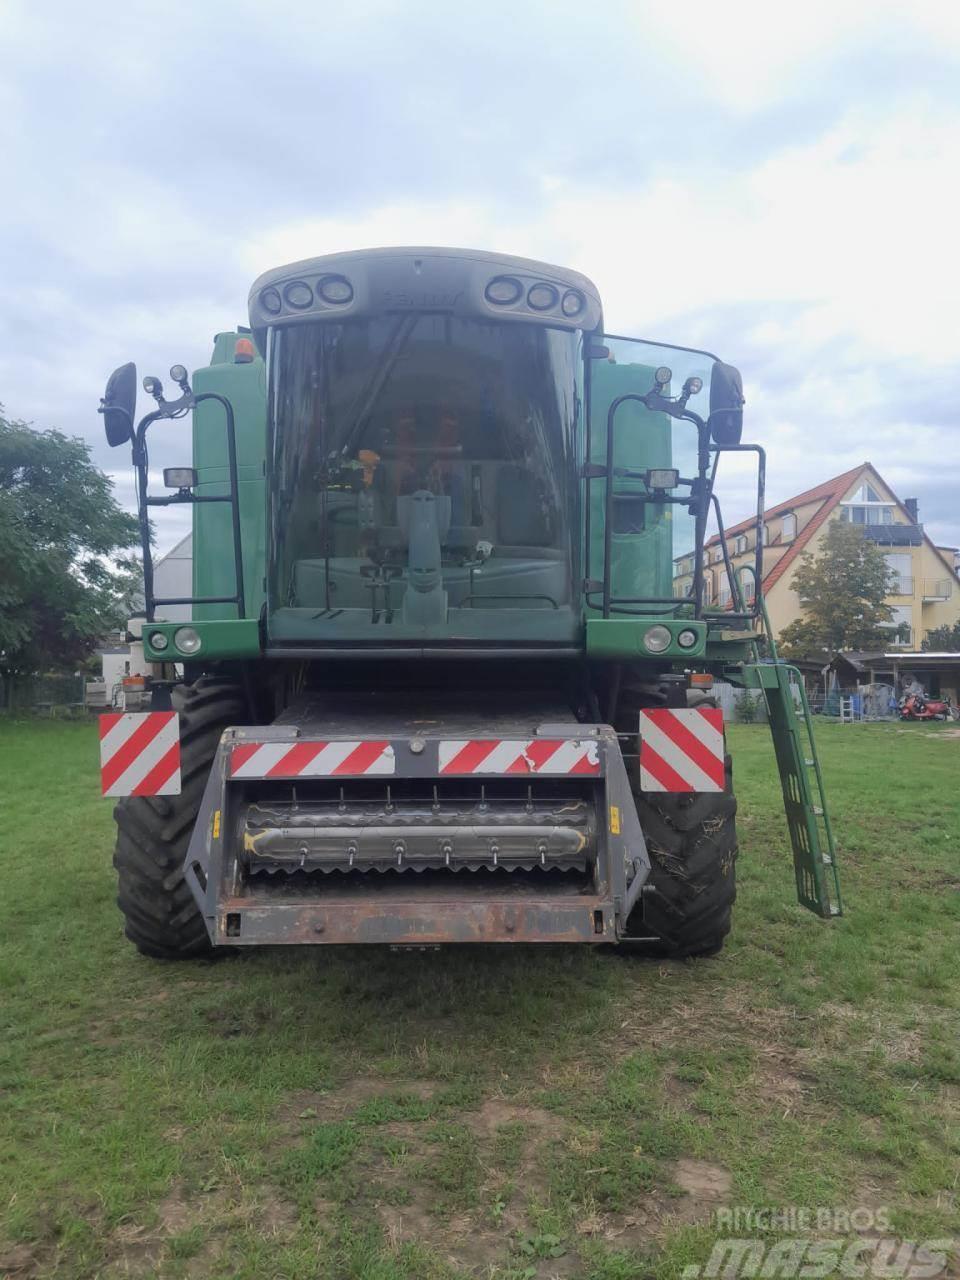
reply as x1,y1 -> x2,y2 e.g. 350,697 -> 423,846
240,95 -> 960,360
3,0 -> 959,557
634,1 -> 960,111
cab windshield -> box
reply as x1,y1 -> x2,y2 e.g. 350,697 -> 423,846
267,316 -> 581,645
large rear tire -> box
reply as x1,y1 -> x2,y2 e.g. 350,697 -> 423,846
112,676 -> 246,959
622,754 -> 738,958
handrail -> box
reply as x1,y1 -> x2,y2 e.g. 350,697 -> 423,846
135,392 -> 245,624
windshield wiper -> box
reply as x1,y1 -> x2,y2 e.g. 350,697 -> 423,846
336,313 -> 419,459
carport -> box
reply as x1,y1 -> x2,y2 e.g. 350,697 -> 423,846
832,651 -> 960,703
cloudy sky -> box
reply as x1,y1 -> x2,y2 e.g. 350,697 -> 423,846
2,0 -> 959,554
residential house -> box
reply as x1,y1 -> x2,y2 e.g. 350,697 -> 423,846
672,463 -> 960,649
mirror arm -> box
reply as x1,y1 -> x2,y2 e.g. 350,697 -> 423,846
676,407 -> 706,432
98,401 -> 133,427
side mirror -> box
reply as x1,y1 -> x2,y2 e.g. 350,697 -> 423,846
99,362 -> 138,447
708,362 -> 744,445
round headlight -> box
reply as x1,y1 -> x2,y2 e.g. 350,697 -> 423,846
642,624 -> 672,654
149,631 -> 169,651
677,628 -> 699,649
260,286 -> 282,315
654,366 -> 672,386
685,376 -> 703,395
561,289 -> 584,317
485,276 -> 523,305
527,283 -> 558,311
174,626 -> 202,655
318,275 -> 353,304
283,280 -> 313,309
169,364 -> 188,384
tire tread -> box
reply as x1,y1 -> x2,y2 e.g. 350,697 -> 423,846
112,676 -> 246,958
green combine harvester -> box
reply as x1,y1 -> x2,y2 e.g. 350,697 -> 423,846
98,247 -> 841,958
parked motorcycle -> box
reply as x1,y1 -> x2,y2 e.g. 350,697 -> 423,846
898,693 -> 958,721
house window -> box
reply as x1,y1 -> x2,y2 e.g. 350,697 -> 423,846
718,579 -> 731,606
852,483 -> 882,502
782,512 -> 797,540
734,534 -> 748,555
884,553 -> 912,596
840,484 -> 895,525
703,571 -> 713,604
762,524 -> 769,546
714,546 -> 724,563
841,503 -> 894,525
885,606 -> 912,647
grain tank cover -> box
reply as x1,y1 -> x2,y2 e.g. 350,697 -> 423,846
248,246 -> 603,339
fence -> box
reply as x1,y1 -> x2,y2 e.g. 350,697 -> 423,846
0,674 -> 86,714
713,681 -> 770,723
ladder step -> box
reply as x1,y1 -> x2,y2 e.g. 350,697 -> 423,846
804,758 -> 815,766
813,805 -> 824,816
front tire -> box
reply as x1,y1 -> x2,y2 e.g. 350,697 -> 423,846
112,676 -> 247,958
622,755 -> 738,958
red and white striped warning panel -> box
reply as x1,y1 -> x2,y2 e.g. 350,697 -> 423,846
638,707 -> 725,793
99,711 -> 181,797
439,739 -> 600,775
230,740 -> 395,778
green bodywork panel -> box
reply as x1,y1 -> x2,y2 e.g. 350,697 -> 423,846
143,618 -> 261,663
191,332 -> 267,623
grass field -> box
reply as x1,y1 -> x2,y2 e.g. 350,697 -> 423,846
1,717 -> 958,1279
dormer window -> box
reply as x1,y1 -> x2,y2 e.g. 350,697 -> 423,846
840,482 -> 895,525
782,512 -> 797,540
734,534 -> 748,555
852,483 -> 882,502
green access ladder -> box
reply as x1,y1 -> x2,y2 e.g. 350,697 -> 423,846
731,578 -> 843,919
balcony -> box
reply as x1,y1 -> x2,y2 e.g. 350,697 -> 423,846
889,576 -> 914,597
921,578 -> 952,602
862,524 -> 923,547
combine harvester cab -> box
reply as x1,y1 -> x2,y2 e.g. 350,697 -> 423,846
98,247 -> 841,959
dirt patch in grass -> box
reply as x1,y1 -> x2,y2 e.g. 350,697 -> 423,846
378,1203 -> 518,1274
750,1057 -> 810,1111
280,1076 -> 437,1124
366,1097 -> 571,1272
0,1243 -> 43,1278
673,1158 -> 732,1203
577,1158 -> 732,1251
101,1181 -> 298,1278
470,1098 -> 558,1136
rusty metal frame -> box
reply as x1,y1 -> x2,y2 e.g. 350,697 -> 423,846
183,724 -> 648,947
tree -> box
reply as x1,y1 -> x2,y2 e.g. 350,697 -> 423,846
778,520 -> 897,660
0,413 -> 141,677
922,621 -> 960,652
